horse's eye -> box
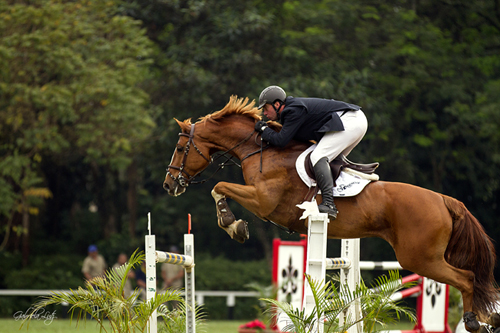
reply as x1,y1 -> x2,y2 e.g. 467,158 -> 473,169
176,145 -> 183,152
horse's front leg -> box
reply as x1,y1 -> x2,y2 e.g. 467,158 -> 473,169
211,189 -> 249,243
211,181 -> 274,243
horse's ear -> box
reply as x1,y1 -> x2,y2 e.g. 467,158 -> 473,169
174,118 -> 191,133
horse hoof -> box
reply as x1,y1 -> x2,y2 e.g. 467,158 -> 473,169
234,219 -> 249,241
232,234 -> 246,244
228,220 -> 249,243
489,313 -> 500,328
464,312 -> 480,332
224,220 -> 249,244
217,199 -> 236,227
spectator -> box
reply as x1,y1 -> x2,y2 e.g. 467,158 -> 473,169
135,261 -> 147,300
112,253 -> 135,298
82,244 -> 107,283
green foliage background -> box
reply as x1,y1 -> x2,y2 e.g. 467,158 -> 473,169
1,0 -> 499,320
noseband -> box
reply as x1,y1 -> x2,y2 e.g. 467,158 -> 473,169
167,123 -> 267,188
166,124 -> 211,188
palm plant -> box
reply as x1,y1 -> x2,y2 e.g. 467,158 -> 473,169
262,270 -> 416,333
159,302 -> 205,333
21,250 -> 202,333
245,281 -> 279,329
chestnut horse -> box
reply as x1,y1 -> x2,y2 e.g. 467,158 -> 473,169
163,96 -> 498,331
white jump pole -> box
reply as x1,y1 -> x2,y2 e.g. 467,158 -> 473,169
339,238 -> 362,333
303,213 -> 329,333
146,213 -> 157,333
146,213 -> 196,333
303,213 -> 362,333
182,233 -> 195,333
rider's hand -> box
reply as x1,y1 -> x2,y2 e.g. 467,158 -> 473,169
255,120 -> 268,133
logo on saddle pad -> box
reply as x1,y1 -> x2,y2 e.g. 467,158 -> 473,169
295,145 -> 379,198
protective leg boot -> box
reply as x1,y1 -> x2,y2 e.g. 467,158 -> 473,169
313,157 -> 338,219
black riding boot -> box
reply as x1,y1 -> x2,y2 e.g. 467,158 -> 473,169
313,157 -> 338,219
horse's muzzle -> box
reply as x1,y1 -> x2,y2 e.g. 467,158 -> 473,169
163,178 -> 186,197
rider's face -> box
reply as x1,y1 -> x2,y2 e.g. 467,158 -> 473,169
262,103 -> 279,121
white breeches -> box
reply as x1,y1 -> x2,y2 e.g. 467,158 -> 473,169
310,109 -> 368,166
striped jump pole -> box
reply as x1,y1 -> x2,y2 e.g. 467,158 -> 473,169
156,251 -> 194,267
146,213 -> 196,333
359,261 -> 403,270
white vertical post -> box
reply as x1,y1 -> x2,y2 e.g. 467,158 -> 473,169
184,233 -> 196,333
146,213 -> 157,333
339,238 -> 362,333
303,213 -> 329,333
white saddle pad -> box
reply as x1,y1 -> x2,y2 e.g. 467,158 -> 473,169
295,144 -> 377,197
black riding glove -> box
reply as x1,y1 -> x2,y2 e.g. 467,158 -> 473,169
255,120 -> 268,133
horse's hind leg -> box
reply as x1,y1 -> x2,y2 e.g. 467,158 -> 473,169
398,256 -> 478,331
211,189 -> 249,243
425,264 -> 478,331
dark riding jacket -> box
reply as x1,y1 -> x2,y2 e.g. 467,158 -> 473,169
261,96 -> 360,147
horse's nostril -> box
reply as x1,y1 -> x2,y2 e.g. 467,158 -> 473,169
163,182 -> 169,191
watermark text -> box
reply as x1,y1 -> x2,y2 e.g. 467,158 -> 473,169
13,307 -> 57,325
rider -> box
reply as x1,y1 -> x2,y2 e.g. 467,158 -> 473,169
255,85 -> 368,219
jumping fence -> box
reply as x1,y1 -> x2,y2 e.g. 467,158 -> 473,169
145,213 -> 195,333
274,213 -> 451,333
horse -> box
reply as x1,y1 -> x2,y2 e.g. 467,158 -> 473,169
163,95 -> 498,331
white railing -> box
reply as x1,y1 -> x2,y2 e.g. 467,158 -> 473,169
0,289 -> 259,319
0,289 -> 259,301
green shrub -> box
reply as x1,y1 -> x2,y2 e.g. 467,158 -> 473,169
0,253 -> 84,317
188,253 -> 271,320
195,253 -> 270,290
5,254 -> 83,289
0,251 -> 271,320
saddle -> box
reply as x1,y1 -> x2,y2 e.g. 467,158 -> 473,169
305,153 -> 379,186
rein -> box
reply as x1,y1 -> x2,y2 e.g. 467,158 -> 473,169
240,134 -> 270,165
167,124 -> 266,187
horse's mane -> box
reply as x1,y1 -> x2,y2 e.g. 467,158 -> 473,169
178,95 -> 282,131
199,95 -> 262,123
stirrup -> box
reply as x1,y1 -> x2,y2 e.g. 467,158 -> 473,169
318,203 -> 338,219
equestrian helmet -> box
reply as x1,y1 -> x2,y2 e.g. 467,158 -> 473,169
258,85 -> 286,109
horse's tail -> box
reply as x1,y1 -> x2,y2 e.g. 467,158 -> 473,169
442,194 -> 498,316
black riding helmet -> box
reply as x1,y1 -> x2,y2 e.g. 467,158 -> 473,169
258,85 -> 286,109
258,85 -> 286,121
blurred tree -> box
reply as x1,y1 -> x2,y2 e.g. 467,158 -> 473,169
0,0 -> 155,263
119,0 -> 500,265
1,0 -> 499,283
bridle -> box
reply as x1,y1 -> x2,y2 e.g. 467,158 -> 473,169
166,123 -> 266,188
166,124 -> 211,188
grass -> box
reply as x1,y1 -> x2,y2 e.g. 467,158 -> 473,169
0,318 -> 415,333
0,319 -> 248,333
